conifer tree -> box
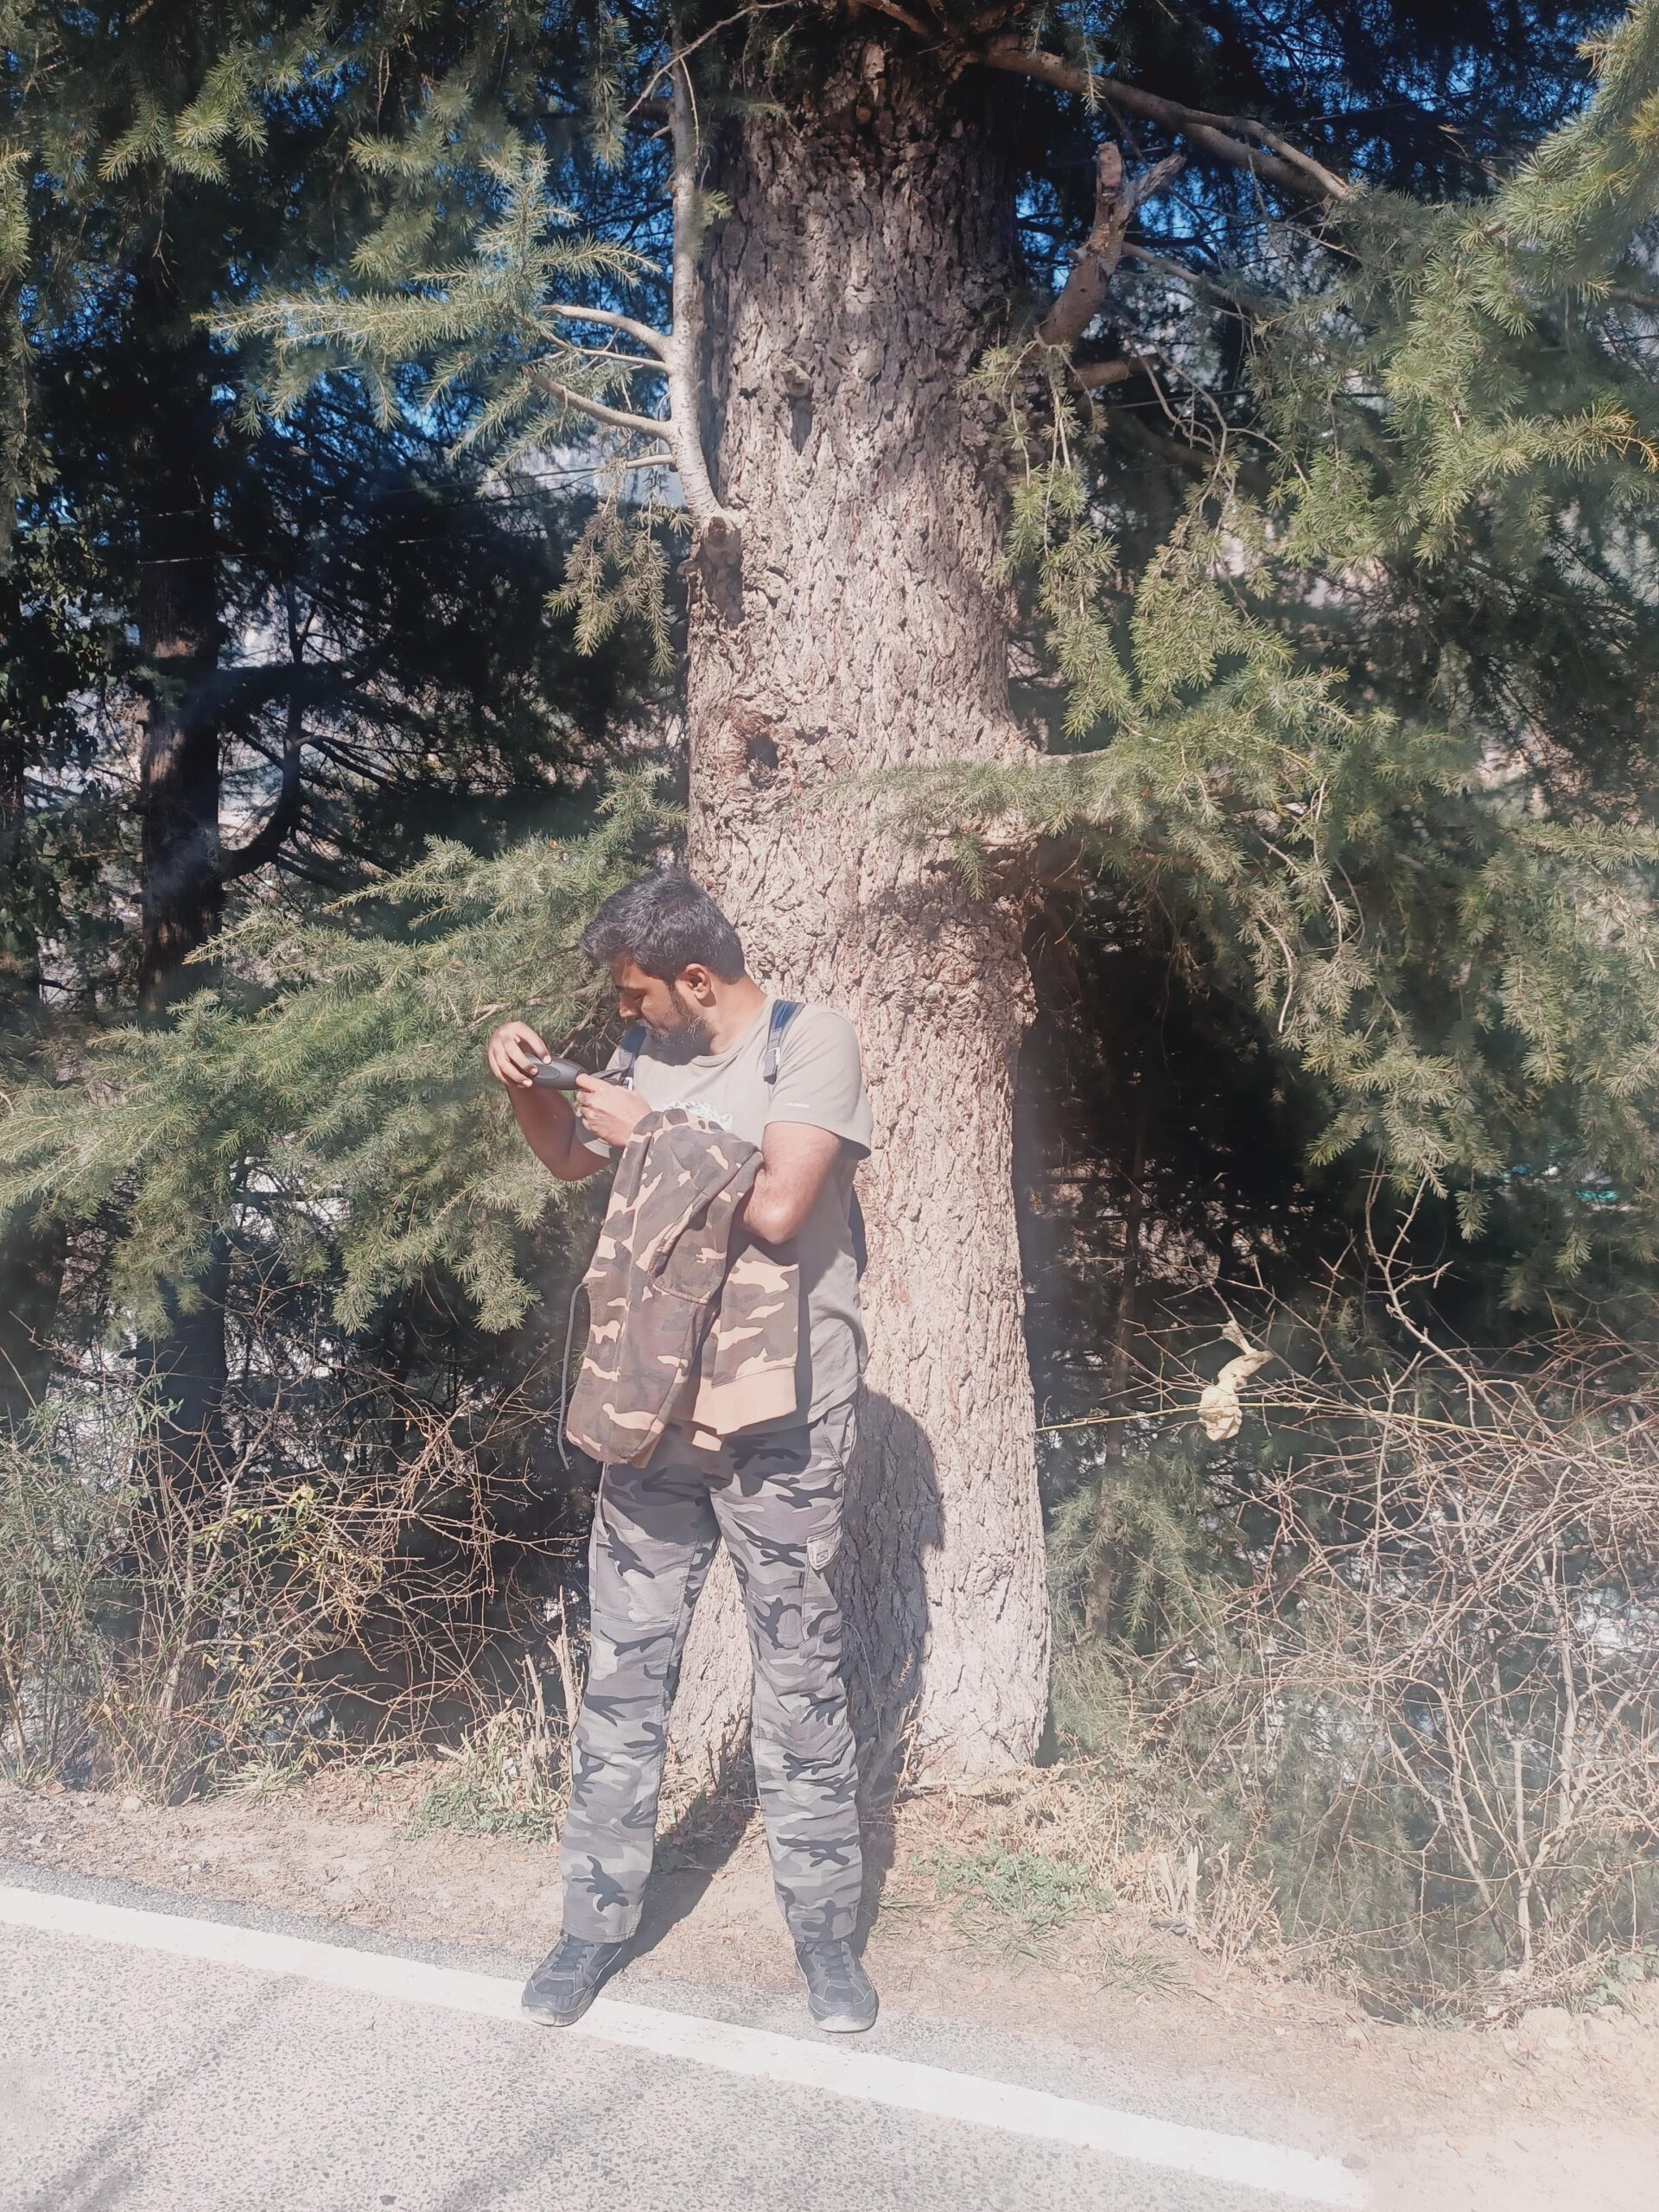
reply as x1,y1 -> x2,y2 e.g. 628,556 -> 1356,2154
0,7 -> 655,1460
13,0 -> 1659,1784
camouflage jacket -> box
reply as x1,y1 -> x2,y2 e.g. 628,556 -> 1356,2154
563,1107 -> 801,1467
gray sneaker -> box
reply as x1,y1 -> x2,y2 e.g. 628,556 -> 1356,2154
795,1938 -> 878,2033
522,1933 -> 626,2026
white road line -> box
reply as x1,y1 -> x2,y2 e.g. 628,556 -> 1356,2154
0,1882 -> 1365,2208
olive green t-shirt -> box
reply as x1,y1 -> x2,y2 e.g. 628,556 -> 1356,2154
601,999 -> 872,1425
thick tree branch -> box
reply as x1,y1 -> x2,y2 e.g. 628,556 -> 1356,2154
977,39 -> 1355,204
668,59 -> 740,550
858,0 -> 936,35
545,303 -> 672,360
1038,143 -> 1184,351
528,372 -> 674,441
1073,356 -> 1141,390
218,680 -> 304,885
180,660 -> 373,731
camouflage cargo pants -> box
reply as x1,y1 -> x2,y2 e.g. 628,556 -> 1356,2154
559,1402 -> 861,1945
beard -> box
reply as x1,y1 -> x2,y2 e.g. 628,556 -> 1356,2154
645,982 -> 714,1055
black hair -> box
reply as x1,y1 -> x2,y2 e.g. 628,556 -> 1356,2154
579,869 -> 747,982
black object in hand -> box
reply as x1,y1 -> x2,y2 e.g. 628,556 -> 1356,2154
530,1055 -> 587,1091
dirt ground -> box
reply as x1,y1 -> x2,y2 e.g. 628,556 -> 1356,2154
3,1767 -> 1656,2211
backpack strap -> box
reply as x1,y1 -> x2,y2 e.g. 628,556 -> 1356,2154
610,1022 -> 647,1089
614,1004 -> 798,1088
762,999 -> 803,1084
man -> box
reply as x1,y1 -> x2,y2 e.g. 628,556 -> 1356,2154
486,869 -> 877,2034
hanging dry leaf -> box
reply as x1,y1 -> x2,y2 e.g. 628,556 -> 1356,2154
1197,1323 -> 1274,1441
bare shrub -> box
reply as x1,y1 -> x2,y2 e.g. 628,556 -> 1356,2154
0,1396 -> 135,1784
1049,1329 -> 1659,2007
0,1338 -> 579,1799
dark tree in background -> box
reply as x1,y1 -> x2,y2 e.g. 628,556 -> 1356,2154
0,7 -> 657,1491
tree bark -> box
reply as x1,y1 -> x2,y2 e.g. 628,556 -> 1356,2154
672,48 -> 1049,1784
0,722 -> 65,1431
132,278 -> 225,1008
129,268 -> 232,1494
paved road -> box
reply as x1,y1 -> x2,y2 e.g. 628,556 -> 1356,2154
0,1866 -> 1363,2212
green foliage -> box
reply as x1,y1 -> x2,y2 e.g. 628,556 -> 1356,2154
0,772 -> 675,1332
1583,1950 -> 1659,2011
1375,3 -> 1659,545
866,17 -> 1659,1314
550,496 -> 684,674
32,0 -> 1649,1336
1048,1431 -> 1230,1662
909,1845 -> 1116,1951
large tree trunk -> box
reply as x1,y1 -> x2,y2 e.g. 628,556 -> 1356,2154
130,277 -> 232,1497
0,721 -> 65,1431
133,287 -> 225,1009
672,49 -> 1049,1786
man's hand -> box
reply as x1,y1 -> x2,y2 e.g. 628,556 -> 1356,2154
487,1020 -> 551,1089
574,1073 -> 651,1148
487,1020 -> 607,1182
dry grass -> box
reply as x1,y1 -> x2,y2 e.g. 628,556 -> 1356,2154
0,1340 -> 581,1801
9,1269 -> 1655,2017
893,1763 -> 1282,1970
1046,1322 -> 1659,2011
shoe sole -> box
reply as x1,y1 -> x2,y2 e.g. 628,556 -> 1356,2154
809,2005 -> 879,2034
523,1985 -> 607,2027
523,1942 -> 628,2028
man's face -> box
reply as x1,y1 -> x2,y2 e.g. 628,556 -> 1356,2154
611,957 -> 712,1048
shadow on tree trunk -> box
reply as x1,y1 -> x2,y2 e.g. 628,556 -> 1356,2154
842,1391 -> 944,1941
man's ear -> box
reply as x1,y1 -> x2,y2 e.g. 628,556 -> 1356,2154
678,963 -> 717,1005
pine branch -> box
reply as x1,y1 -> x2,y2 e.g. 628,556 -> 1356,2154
218,685 -> 304,885
1073,357 -> 1140,390
545,303 -> 671,360
976,39 -> 1355,205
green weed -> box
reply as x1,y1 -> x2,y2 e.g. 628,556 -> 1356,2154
914,1846 -> 1116,1953
407,1773 -> 558,1842
1093,1936 -> 1182,1995
1580,1952 -> 1659,2015
405,1693 -> 565,1844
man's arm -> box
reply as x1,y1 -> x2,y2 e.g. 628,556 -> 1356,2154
742,1006 -> 869,1243
486,1020 -> 611,1181
741,1122 -> 843,1243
